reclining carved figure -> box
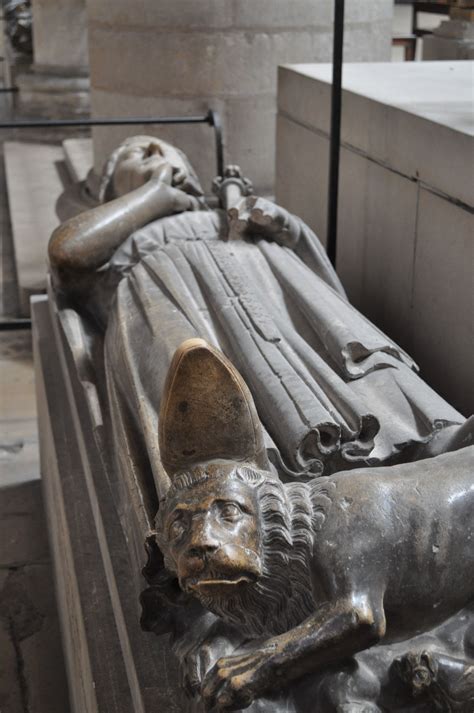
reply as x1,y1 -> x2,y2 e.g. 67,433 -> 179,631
48,137 -> 474,712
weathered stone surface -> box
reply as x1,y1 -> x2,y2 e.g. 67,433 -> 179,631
0,482 -> 70,713
88,0 -> 393,192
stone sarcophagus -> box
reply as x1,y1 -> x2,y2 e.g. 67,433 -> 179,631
34,135 -> 474,712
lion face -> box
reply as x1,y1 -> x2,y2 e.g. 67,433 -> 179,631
162,476 -> 263,600
156,463 -> 318,637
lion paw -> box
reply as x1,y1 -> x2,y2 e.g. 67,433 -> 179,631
201,649 -> 274,712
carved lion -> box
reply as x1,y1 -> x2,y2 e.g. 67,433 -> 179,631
152,340 -> 474,712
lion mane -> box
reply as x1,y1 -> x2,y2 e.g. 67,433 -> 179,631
156,465 -> 334,638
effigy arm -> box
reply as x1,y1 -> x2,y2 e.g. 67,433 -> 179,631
48,172 -> 199,291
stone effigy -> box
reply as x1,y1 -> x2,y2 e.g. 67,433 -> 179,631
47,137 -> 474,712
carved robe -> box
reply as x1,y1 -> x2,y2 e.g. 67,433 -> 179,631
83,208 -> 464,546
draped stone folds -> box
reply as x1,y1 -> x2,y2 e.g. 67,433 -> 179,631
99,210 -> 463,505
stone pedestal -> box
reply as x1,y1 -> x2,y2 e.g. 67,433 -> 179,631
16,0 -> 90,115
87,0 -> 393,194
423,18 -> 474,60
276,61 -> 474,415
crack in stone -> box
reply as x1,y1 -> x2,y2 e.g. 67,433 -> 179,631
7,615 -> 30,713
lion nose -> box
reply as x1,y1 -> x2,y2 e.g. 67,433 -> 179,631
186,543 -> 218,560
185,520 -> 220,560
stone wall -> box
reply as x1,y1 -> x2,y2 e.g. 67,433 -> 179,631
87,0 -> 392,193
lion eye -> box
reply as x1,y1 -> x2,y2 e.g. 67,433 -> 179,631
219,502 -> 242,522
169,518 -> 186,541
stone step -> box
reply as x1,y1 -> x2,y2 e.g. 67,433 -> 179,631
62,137 -> 93,183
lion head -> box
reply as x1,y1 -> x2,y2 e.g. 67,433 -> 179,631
156,461 -> 332,638
154,339 -> 334,638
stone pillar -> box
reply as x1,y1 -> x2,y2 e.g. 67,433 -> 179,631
87,0 -> 392,194
16,0 -> 90,115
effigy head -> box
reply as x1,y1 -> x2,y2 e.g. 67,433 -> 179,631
96,135 -> 203,201
156,340 -> 303,635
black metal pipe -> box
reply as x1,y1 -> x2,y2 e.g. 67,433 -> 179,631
0,115 -> 212,129
326,0 -> 345,268
0,87 -> 18,93
0,111 -> 225,179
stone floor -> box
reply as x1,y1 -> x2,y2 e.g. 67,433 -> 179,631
0,91 -> 71,713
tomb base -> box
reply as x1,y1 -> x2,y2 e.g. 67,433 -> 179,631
32,294 -> 185,713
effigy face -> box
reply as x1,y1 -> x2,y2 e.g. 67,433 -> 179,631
46,137 -> 474,713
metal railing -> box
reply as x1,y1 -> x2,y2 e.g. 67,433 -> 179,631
0,108 -> 224,177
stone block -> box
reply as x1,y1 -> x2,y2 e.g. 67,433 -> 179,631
411,188 -> 474,415
278,61 -> 474,208
276,61 -> 474,414
62,138 -> 94,183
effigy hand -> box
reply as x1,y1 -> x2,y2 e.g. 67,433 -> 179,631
148,164 -> 202,213
227,196 -> 301,247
